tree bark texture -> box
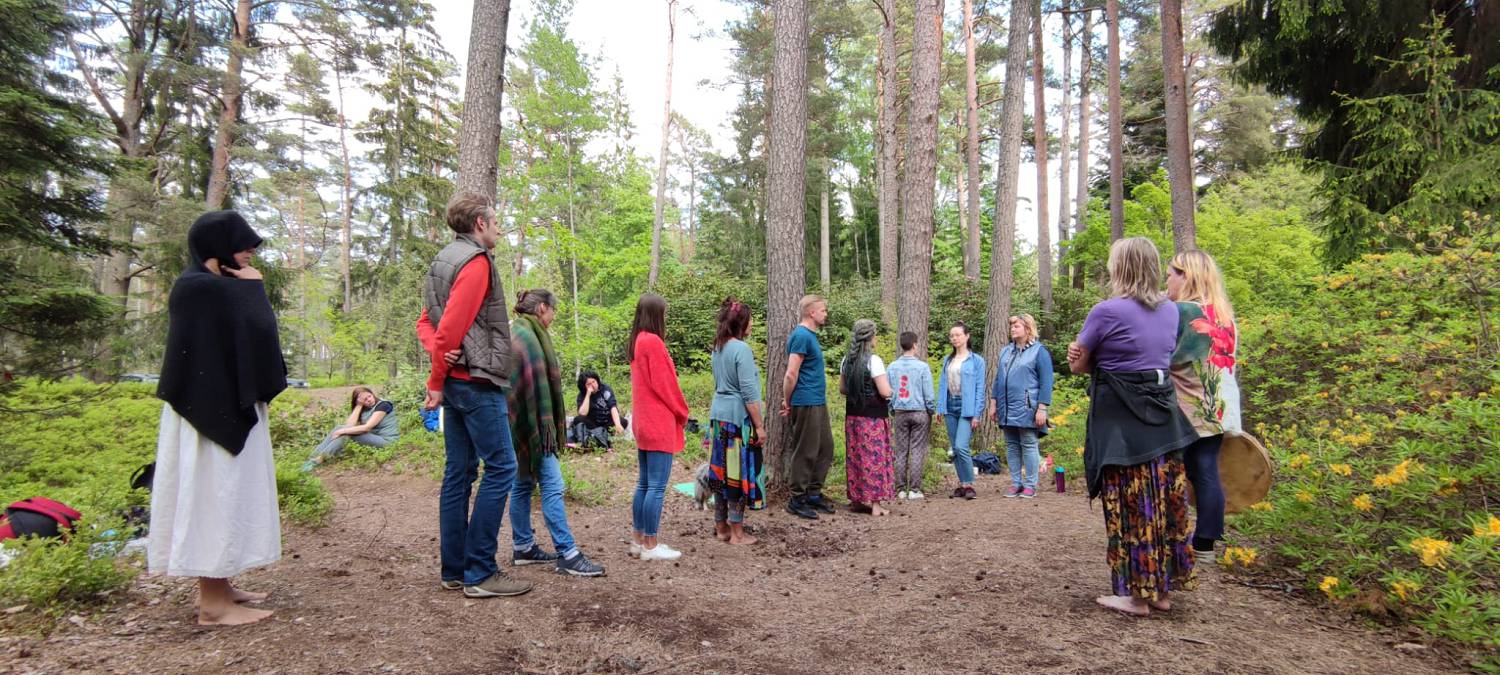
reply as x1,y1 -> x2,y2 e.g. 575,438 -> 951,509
1032,0 -> 1053,318
1057,0 -> 1073,288
899,0 -> 944,358
763,0 -> 809,496
820,171 -> 830,292
649,0 -> 677,290
1106,0 -> 1124,241
962,0 -> 982,280
877,0 -> 901,328
205,0 -> 252,210
1073,7 -> 1093,288
455,0 -> 512,201
1160,0 -> 1196,253
980,0 -> 1030,451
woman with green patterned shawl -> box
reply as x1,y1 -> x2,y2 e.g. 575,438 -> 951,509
505,289 -> 606,577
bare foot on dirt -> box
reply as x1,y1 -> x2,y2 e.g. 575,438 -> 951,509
198,604 -> 274,626
714,524 -> 731,542
1095,595 -> 1150,617
871,504 -> 890,517
729,533 -> 758,545
1148,598 -> 1172,612
194,587 -> 269,607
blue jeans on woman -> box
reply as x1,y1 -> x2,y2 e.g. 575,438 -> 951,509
632,450 -> 674,537
509,452 -> 576,559
1184,434 -> 1226,548
944,394 -> 976,485
1003,427 -> 1040,490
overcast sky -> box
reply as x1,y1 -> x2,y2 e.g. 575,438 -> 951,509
419,0 -> 1096,250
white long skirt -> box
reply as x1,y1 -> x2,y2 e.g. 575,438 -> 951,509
148,403 -> 281,578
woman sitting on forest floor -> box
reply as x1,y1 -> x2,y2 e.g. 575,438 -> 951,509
301,386 -> 399,472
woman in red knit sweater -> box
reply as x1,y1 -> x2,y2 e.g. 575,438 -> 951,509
627,293 -> 691,561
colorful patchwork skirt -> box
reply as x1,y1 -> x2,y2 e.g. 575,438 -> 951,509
844,415 -> 896,505
1099,452 -> 1197,600
708,419 -> 764,510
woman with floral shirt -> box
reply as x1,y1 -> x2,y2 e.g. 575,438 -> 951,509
1167,249 -> 1241,560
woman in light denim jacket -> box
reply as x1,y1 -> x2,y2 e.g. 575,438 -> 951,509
936,321 -> 987,500
989,314 -> 1054,498
885,331 -> 936,499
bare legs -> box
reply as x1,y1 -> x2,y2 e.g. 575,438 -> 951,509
197,578 -> 272,625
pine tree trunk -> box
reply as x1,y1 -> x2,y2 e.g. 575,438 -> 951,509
455,0 -> 512,200
899,0 -> 944,358
962,0 -> 982,280
1057,0 -> 1073,287
877,0 -> 901,328
1161,0 -> 1196,253
1032,0 -> 1053,319
763,0 -> 810,497
820,169 -> 830,292
980,0 -> 1031,452
1073,8 -> 1093,288
649,0 -> 677,290
336,68 -> 354,312
205,0 -> 251,209
1106,0 -> 1124,242
567,141 -> 582,375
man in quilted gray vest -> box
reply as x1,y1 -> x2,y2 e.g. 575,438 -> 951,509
417,192 -> 531,598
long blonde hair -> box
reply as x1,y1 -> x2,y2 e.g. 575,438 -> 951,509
1171,249 -> 1235,327
1107,237 -> 1166,308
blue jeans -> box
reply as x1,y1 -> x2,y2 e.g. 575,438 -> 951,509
1003,427 -> 1041,489
1184,434 -> 1226,544
632,450 -> 674,537
438,379 -> 519,586
309,431 -> 390,462
944,395 -> 975,485
509,452 -> 576,558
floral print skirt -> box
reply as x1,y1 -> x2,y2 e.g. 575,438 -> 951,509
844,416 -> 896,505
1099,452 -> 1197,600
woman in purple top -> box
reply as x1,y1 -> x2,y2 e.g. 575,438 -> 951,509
1067,237 -> 1198,618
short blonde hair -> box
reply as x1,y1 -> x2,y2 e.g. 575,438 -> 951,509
1107,237 -> 1166,307
445,192 -> 495,234
1008,313 -> 1039,344
799,294 -> 826,318
1170,249 -> 1236,326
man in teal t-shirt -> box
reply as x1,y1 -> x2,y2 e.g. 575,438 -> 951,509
780,295 -> 834,520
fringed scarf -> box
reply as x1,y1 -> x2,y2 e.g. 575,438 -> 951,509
508,313 -> 566,478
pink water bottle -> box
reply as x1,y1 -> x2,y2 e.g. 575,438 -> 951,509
1054,466 -> 1066,493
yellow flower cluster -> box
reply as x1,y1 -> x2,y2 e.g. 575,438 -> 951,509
1372,459 -> 1419,489
1296,490 -> 1315,504
1475,515 -> 1500,538
1248,501 -> 1274,512
1437,478 -> 1460,497
1409,537 -> 1453,568
1388,580 -> 1420,602
1288,453 -> 1312,470
1221,546 -> 1257,566
1319,576 -> 1341,598
1332,429 -> 1373,447
1328,463 -> 1353,477
1074,445 -> 1084,456
1352,494 -> 1375,512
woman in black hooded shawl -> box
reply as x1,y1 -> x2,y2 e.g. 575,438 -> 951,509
149,210 -> 287,626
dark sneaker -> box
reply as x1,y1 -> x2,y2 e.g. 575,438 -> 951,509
462,572 -> 533,598
786,498 -> 819,520
808,495 -> 836,514
950,487 -> 966,499
440,579 -> 463,591
1020,487 -> 1036,499
1005,486 -> 1024,498
963,486 -> 978,500
556,553 -> 606,577
512,544 -> 560,566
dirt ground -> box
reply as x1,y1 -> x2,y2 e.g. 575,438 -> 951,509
0,457 -> 1469,674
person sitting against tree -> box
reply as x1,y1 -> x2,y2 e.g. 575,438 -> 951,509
572,369 -> 625,448
301,386 -> 399,472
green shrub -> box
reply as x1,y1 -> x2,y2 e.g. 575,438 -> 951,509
0,516 -> 139,611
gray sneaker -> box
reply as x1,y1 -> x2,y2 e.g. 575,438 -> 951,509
462,572 -> 533,598
512,544 -> 560,566
440,579 -> 463,591
556,552 -> 606,577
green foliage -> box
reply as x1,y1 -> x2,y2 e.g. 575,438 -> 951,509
0,516 -> 139,611
1226,225 -> 1500,663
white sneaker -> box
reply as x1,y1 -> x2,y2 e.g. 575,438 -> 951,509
908,491 -> 924,500
629,542 -> 642,558
897,490 -> 908,500
639,543 -> 682,561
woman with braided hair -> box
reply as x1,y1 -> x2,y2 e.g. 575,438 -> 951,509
839,319 -> 896,516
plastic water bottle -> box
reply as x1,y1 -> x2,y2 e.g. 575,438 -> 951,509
1055,466 -> 1067,493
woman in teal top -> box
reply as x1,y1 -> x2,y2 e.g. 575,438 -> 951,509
302,386 -> 399,471
707,298 -> 766,545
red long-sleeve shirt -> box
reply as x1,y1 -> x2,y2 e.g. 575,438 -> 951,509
629,331 -> 690,452
416,255 -> 490,392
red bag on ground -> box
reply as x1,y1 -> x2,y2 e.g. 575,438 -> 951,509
0,498 -> 82,541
